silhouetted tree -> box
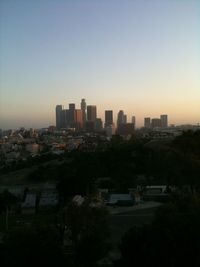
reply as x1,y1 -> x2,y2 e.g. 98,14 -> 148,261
116,196 -> 200,267
0,190 -> 18,230
64,199 -> 110,266
0,225 -> 66,267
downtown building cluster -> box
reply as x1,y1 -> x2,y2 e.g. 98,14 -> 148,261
55,99 -> 137,136
56,99 -> 102,132
144,115 -> 168,129
55,98 -> 168,136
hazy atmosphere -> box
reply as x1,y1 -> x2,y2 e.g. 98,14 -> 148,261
0,0 -> 199,129
1,2 -> 200,267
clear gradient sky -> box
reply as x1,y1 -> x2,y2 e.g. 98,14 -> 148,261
0,0 -> 199,129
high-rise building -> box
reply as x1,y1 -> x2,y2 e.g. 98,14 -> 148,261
69,103 -> 75,110
55,105 -> 63,129
124,114 -> 127,124
160,114 -> 168,128
75,109 -> 83,130
56,102 -> 85,131
87,105 -> 97,121
61,109 -> 68,128
144,117 -> 151,128
105,110 -> 113,128
81,99 -> 87,126
132,116 -> 136,129
117,110 -> 127,128
68,103 -> 76,127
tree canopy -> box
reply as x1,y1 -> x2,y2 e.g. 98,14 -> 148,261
115,195 -> 200,267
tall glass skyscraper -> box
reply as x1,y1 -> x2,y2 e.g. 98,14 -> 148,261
105,110 -> 113,127
55,105 -> 63,129
160,114 -> 168,128
87,105 -> 97,121
81,99 -> 87,126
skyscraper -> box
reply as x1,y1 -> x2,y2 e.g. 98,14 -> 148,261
144,117 -> 151,128
55,105 -> 63,129
56,102 -> 84,131
87,105 -> 97,121
117,110 -> 127,128
61,109 -> 68,128
105,110 -> 113,128
75,109 -> 83,130
68,103 -> 76,127
81,98 -> 87,126
124,115 -> 127,124
160,114 -> 168,128
69,103 -> 75,110
132,116 -> 136,129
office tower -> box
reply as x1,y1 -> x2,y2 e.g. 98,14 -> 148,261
87,105 -> 97,121
75,109 -> 83,130
60,109 -> 67,128
68,103 -> 76,126
151,118 -> 162,128
123,114 -> 127,124
105,110 -> 113,128
132,116 -> 136,129
69,103 -> 75,110
55,105 -> 63,129
117,110 -> 124,127
117,110 -> 127,128
144,117 -> 151,128
160,114 -> 168,128
81,99 -> 87,126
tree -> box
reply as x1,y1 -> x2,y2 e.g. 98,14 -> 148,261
116,196 -> 200,267
0,190 -> 18,231
64,198 -> 110,266
0,225 -> 66,267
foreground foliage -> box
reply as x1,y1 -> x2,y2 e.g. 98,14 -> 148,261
115,195 -> 200,267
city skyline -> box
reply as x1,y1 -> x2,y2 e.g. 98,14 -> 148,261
1,97 -> 200,130
0,0 -> 199,129
55,99 -> 169,129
